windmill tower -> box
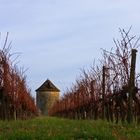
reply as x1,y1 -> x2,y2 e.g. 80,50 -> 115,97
36,79 -> 60,115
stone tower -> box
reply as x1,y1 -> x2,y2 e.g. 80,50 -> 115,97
36,79 -> 60,115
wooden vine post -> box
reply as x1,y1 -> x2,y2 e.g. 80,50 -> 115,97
127,49 -> 137,123
102,66 -> 106,120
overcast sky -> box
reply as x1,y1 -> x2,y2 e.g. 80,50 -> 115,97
0,0 -> 140,97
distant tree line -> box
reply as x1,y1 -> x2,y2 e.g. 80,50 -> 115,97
49,28 -> 140,124
0,33 -> 38,120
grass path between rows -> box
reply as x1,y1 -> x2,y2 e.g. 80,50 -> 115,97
0,117 -> 139,140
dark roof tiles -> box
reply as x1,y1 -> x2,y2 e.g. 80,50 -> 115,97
36,79 -> 60,92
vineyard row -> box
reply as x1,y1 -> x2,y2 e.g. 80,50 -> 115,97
49,29 -> 140,124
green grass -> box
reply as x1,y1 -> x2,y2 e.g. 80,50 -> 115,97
0,117 -> 139,140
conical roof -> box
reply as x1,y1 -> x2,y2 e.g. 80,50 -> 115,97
36,79 -> 60,92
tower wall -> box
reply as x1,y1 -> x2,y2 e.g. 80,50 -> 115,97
36,91 -> 59,115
